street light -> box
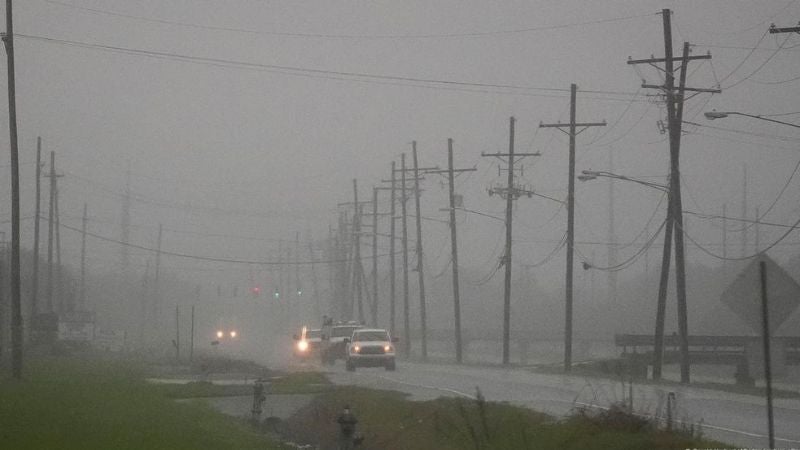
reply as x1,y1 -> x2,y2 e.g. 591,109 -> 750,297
580,170 -> 669,193
704,110 -> 800,129
579,168 -> 673,382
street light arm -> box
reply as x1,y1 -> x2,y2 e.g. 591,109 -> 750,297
704,110 -> 800,129
580,170 -> 669,193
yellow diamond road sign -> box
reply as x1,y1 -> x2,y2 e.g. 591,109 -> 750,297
721,255 -> 800,333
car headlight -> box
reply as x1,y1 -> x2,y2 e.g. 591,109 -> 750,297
230,330 -> 237,338
298,340 -> 309,351
353,345 -> 360,353
384,345 -> 392,352
216,330 -> 224,339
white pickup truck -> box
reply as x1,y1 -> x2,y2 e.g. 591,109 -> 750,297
344,328 -> 398,371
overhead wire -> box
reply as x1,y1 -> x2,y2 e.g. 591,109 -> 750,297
56,220 -> 389,266
17,34 -> 648,103
42,1 -> 656,40
575,218 -> 666,272
679,214 -> 800,261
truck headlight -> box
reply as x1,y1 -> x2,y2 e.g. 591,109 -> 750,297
298,340 -> 309,351
216,330 -> 224,339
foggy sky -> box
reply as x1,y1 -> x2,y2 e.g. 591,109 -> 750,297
1,0 -> 799,299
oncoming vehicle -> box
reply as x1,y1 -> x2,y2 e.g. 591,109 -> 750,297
345,328 -> 397,371
319,321 -> 364,365
293,326 -> 322,359
212,327 -> 239,345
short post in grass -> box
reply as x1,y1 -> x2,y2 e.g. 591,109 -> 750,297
337,404 -> 359,449
251,379 -> 266,425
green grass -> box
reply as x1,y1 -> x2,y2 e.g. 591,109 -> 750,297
280,386 -> 732,450
0,357 -> 283,450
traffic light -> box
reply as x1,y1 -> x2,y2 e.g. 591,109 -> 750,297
251,285 -> 261,297
273,288 -> 280,299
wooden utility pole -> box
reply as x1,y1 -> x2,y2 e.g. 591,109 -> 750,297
628,9 -> 719,383
400,154 -> 410,356
501,119 -> 514,367
389,162 -> 397,336
427,139 -> 476,364
80,203 -> 88,309
541,85 -> 606,372
295,231 -> 301,300
153,224 -> 163,326
47,151 -> 55,313
352,179 -> 365,323
308,238 -> 322,320
411,142 -> 429,361
4,0 -> 23,379
55,180 -> 63,312
722,204 -> 728,266
175,305 -> 180,362
482,117 -> 540,365
31,138 -> 42,318
190,304 -> 195,363
759,260 -> 775,449
607,148 -> 618,306
371,187 -> 379,327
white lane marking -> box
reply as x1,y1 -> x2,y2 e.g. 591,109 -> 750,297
368,373 -> 476,399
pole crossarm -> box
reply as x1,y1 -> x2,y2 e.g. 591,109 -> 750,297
394,166 -> 439,172
425,167 -> 477,175
769,23 -> 800,34
641,83 -> 721,93
540,121 -> 606,136
627,54 -> 711,65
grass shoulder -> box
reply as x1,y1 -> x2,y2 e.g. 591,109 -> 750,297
0,355 -> 286,450
279,384 -> 732,449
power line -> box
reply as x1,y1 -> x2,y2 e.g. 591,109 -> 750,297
680,214 -> 800,261
43,0 -> 655,40
17,33 -> 647,103
56,220 -> 388,266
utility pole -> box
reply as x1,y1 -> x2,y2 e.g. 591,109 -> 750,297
80,203 -> 87,310
541,85 -> 606,372
400,153 -> 411,357
755,206 -> 760,253
47,151 -> 55,313
3,0 -> 23,379
121,166 -> 131,269
55,180 -> 63,312
295,231 -> 301,299
722,204 -> 728,269
411,142 -> 429,361
607,148 -> 618,306
389,162 -> 397,336
352,179 -> 365,324
190,303 -> 195,363
175,305 -> 180,362
307,237 -> 321,320
427,139 -> 476,364
482,117 -> 540,365
31,138 -> 42,318
371,187 -> 379,327
742,165 -> 748,258
628,9 -> 719,383
153,224 -> 163,330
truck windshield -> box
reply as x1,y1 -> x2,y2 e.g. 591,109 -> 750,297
332,326 -> 359,337
353,331 -> 389,341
